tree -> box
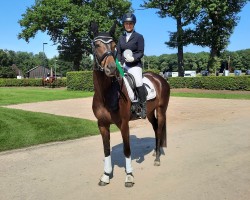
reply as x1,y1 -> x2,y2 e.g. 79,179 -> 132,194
189,0 -> 249,71
0,50 -> 15,78
14,52 -> 39,77
0,50 -> 11,67
142,0 -> 202,77
80,54 -> 93,70
18,0 -> 131,71
237,49 -> 250,71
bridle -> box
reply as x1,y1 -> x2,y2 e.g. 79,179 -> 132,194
91,35 -> 117,71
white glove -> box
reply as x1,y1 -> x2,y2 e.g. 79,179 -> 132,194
125,55 -> 134,63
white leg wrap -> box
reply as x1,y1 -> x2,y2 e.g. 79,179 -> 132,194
100,173 -> 110,184
104,155 -> 112,174
125,156 -> 133,174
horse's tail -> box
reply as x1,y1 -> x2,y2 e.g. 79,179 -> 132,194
160,120 -> 167,148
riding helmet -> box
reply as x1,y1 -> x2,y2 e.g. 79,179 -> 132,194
122,13 -> 136,24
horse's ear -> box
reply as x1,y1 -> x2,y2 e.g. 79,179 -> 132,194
109,20 -> 117,38
90,21 -> 99,37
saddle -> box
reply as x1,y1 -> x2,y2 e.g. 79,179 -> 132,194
105,73 -> 156,118
123,73 -> 156,118
123,73 -> 156,102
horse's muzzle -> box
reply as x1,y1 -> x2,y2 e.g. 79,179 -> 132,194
105,62 -> 117,77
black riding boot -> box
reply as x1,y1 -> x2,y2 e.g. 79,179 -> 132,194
137,86 -> 147,119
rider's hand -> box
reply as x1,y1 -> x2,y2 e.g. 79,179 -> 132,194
125,55 -> 134,63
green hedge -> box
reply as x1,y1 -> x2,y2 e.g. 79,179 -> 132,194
66,71 -> 250,91
66,70 -> 160,91
0,78 -> 67,87
2,72 -> 249,91
144,69 -> 160,74
168,76 -> 250,91
67,71 -> 93,91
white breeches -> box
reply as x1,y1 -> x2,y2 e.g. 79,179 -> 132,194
124,66 -> 143,87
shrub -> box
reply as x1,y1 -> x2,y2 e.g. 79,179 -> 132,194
167,76 -> 250,91
67,71 -> 93,91
0,78 -> 67,87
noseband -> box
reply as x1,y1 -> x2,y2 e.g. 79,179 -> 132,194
92,35 -> 116,71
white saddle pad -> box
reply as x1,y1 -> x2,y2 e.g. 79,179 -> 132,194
123,76 -> 156,102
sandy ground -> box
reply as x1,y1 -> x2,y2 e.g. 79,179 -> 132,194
1,96 -> 250,200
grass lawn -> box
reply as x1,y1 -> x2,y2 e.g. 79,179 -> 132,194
171,91 -> 250,99
0,87 -> 93,106
0,87 -> 107,152
0,107 -> 118,152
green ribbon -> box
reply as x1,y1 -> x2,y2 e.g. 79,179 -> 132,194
115,58 -> 124,77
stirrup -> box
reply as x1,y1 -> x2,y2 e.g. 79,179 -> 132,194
140,102 -> 147,119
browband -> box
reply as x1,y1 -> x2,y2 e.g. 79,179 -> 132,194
94,36 -> 113,44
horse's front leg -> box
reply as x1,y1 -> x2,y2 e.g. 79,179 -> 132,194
120,121 -> 134,187
98,123 -> 112,186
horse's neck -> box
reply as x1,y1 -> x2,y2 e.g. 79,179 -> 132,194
93,71 -> 112,98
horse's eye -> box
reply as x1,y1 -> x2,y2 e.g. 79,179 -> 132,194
95,43 -> 100,48
111,43 -> 116,50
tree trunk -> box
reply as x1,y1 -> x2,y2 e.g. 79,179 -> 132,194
176,15 -> 184,77
73,57 -> 80,71
208,46 -> 219,73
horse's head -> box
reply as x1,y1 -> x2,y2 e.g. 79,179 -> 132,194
90,21 -> 117,77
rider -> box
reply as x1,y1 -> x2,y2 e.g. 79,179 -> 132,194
46,72 -> 50,81
116,13 -> 147,119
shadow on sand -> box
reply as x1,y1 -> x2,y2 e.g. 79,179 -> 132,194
110,134 -> 165,176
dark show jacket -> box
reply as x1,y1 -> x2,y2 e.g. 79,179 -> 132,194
117,31 -> 144,68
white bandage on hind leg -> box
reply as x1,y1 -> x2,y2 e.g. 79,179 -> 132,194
125,156 -> 133,174
104,155 -> 112,174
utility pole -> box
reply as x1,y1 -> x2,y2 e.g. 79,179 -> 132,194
43,42 -> 48,78
54,59 -> 57,79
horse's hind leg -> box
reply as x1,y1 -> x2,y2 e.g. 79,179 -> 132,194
98,124 -> 112,186
147,109 -> 160,165
155,106 -> 167,166
148,107 -> 166,166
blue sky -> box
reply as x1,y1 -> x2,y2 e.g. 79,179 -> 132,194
0,0 -> 249,58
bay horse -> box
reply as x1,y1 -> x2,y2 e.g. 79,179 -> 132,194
42,77 -> 56,87
90,22 -> 170,187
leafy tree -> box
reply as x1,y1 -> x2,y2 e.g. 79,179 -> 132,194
14,52 -> 38,77
0,50 -> 11,66
0,66 -> 15,78
196,52 -> 210,72
1,47 -> 250,78
142,0 -> 249,74
143,55 -> 160,70
0,50 -> 15,78
80,54 -> 93,71
237,49 -> 250,71
18,0 -> 131,71
229,52 -> 243,71
142,0 -> 202,77
189,0 -> 249,71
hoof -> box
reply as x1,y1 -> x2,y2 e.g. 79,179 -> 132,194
99,173 -> 110,186
125,173 -> 134,188
125,182 -> 134,187
98,181 -> 109,186
154,159 -> 160,166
